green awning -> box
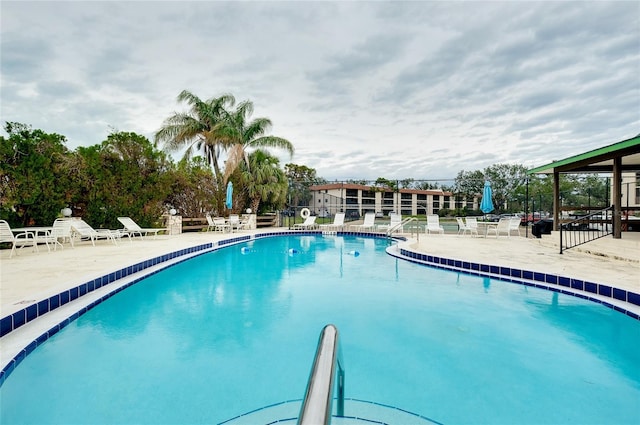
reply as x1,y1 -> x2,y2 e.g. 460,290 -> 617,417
528,135 -> 640,174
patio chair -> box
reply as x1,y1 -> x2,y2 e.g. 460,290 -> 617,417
377,213 -> 403,234
486,217 -> 511,237
0,220 -> 37,258
207,215 -> 230,233
464,217 -> 479,237
117,217 -> 164,239
426,215 -> 444,235
509,217 -> 522,237
293,215 -> 317,230
228,214 -> 243,232
456,217 -> 470,236
349,212 -> 376,232
318,212 -> 345,231
34,219 -> 69,252
70,219 -> 122,246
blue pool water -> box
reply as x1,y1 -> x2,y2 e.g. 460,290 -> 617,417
1,235 -> 639,424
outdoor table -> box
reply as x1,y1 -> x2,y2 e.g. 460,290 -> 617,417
475,221 -> 495,238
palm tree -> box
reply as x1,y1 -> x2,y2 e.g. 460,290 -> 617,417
155,91 -> 293,214
154,90 -> 235,213
240,150 -> 287,214
222,99 -> 294,182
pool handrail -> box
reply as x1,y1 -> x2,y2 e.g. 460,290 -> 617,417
386,216 -> 419,238
298,324 -> 345,425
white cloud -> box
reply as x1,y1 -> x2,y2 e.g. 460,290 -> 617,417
1,1 -> 638,181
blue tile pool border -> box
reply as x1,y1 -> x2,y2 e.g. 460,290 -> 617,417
389,245 -> 640,322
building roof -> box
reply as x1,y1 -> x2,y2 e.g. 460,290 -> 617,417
528,134 -> 640,175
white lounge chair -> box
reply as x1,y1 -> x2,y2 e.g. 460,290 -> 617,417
349,212 -> 376,232
0,220 -> 37,258
294,215 -> 317,230
117,217 -> 164,239
70,219 -> 122,246
377,213 -> 402,234
486,218 -> 511,237
206,215 -> 230,233
426,215 -> 444,234
318,212 -> 345,231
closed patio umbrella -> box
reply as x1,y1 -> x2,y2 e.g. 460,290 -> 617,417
480,180 -> 494,215
225,181 -> 233,210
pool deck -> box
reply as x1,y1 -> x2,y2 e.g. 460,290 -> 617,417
1,228 -> 639,372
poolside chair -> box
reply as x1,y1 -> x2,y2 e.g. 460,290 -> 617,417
34,219 -> 69,252
228,214 -> 243,232
117,217 -> 164,239
508,217 -> 522,237
0,220 -> 37,258
70,219 -> 122,246
456,217 -> 470,236
486,217 -> 511,237
207,215 -> 230,233
464,217 -> 479,237
349,212 -> 376,232
377,213 -> 403,234
426,215 -> 444,235
318,212 -> 345,231
293,215 -> 317,230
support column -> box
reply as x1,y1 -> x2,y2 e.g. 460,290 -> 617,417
612,157 -> 622,238
553,171 -> 560,231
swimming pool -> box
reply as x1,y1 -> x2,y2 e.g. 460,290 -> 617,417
1,234 -> 639,424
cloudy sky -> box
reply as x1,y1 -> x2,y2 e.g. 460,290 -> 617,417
1,1 -> 639,181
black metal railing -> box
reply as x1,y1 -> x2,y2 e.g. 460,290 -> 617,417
560,206 -> 613,254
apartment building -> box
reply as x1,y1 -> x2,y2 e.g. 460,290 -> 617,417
309,183 -> 479,217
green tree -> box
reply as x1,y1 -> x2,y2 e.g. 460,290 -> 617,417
76,132 -> 172,228
165,157 -> 217,218
483,163 -> 529,212
222,99 -> 294,182
155,90 -> 236,214
0,122 -> 71,226
284,163 -> 323,207
155,91 -> 293,215
239,150 -> 287,214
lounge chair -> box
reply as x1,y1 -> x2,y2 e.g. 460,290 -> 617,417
377,213 -> 403,234
206,215 -> 230,233
349,212 -> 376,232
318,212 -> 345,231
117,217 -> 164,239
293,215 -> 317,230
426,215 -> 444,234
486,217 -> 511,237
70,219 -> 122,246
0,220 -> 37,258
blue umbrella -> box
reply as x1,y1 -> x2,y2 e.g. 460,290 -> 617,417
225,181 -> 233,210
480,180 -> 494,214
